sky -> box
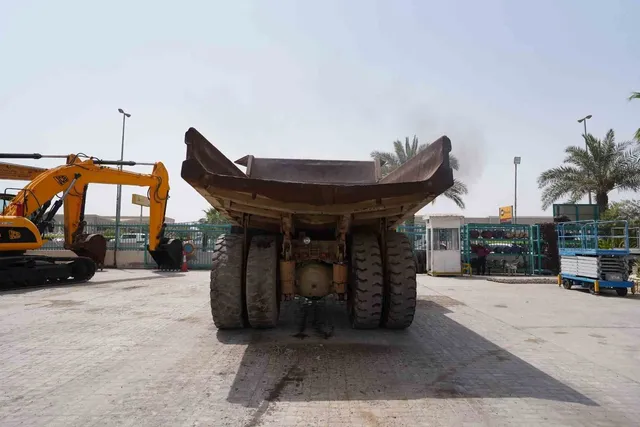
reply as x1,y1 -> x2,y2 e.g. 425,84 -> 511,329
1,0 -> 639,222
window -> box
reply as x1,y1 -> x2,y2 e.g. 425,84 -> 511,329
433,228 -> 459,251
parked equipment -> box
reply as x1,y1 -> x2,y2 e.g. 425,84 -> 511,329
558,220 -> 633,296
181,127 -> 455,330
0,153 -> 182,287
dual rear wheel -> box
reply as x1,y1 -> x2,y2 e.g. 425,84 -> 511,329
209,234 -> 279,329
209,231 -> 417,330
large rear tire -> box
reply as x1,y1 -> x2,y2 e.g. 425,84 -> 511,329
348,232 -> 384,329
245,235 -> 279,328
381,231 -> 417,329
210,234 -> 245,329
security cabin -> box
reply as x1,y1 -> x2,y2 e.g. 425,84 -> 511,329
424,214 -> 464,276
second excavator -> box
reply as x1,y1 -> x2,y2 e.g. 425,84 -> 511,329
0,153 -> 183,287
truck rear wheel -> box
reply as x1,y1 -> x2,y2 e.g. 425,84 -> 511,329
210,234 -> 245,329
349,233 -> 384,329
381,231 -> 417,329
245,235 -> 279,328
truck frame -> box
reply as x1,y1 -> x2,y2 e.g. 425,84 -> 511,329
181,128 -> 454,330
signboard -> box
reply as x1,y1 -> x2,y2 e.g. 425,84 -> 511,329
499,205 -> 513,224
131,194 -> 150,207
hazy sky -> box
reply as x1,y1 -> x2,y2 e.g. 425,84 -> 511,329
1,0 -> 639,222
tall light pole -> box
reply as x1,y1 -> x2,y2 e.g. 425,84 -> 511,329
114,108 -> 131,268
514,156 -> 521,224
577,114 -> 592,204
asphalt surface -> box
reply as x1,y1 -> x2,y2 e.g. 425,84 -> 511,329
1,269 -> 639,426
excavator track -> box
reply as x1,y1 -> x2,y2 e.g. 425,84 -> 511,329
0,255 -> 96,290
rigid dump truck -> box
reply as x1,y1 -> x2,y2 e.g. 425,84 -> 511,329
181,128 -> 454,330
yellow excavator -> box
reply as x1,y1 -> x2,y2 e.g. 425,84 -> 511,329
0,153 -> 183,287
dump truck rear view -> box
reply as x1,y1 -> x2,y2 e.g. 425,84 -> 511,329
181,128 -> 454,330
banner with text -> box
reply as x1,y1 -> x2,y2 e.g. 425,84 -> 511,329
499,206 -> 513,224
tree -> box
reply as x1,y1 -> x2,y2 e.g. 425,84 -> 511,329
601,199 -> 640,227
537,129 -> 640,213
370,136 -> 468,209
198,207 -> 228,225
629,92 -> 640,142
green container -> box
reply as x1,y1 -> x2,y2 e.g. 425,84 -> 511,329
552,204 -> 599,222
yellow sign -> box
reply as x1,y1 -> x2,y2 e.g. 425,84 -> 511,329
499,206 -> 513,223
131,194 -> 150,207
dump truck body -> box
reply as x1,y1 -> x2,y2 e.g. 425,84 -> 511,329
181,127 -> 454,330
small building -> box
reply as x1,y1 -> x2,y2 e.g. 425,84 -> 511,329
423,214 -> 465,276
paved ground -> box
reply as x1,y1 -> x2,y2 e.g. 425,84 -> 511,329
1,270 -> 640,426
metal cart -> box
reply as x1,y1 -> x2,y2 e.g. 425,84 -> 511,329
557,220 -> 633,297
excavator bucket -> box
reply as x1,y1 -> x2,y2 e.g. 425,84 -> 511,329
148,238 -> 183,270
69,234 -> 107,269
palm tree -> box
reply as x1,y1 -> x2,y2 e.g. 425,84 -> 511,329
629,92 -> 640,141
537,129 -> 640,213
370,135 -> 468,209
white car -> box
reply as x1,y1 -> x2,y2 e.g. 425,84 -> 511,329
110,233 -> 147,247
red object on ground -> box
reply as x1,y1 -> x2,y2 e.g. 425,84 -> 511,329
180,251 -> 188,272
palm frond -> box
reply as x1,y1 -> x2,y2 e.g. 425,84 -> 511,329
538,129 -> 640,211
628,91 -> 640,101
393,140 -> 408,164
444,179 -> 468,209
370,150 -> 399,167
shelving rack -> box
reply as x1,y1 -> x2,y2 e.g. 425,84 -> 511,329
461,223 -> 535,275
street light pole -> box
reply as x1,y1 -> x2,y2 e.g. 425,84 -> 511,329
514,156 -> 521,225
577,114 -> 593,204
114,108 -> 131,268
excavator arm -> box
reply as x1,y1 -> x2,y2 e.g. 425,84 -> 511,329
61,160 -> 181,268
1,156 -> 182,270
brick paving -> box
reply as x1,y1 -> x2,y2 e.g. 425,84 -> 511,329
1,270 -> 639,426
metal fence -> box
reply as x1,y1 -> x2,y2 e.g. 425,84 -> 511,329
39,222 -> 231,269
39,222 -> 426,269
396,225 -> 426,251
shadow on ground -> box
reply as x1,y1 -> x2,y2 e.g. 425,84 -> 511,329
0,270 -> 185,294
216,295 -> 596,410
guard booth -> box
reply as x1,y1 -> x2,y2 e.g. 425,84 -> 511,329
423,214 -> 464,276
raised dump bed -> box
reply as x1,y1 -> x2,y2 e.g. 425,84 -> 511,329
181,127 -> 454,330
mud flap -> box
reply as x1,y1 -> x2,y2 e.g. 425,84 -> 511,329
148,238 -> 183,270
69,234 -> 107,268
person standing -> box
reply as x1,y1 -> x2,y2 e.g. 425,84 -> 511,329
476,245 -> 490,275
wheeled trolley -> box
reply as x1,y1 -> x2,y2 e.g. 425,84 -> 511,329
557,220 -> 633,297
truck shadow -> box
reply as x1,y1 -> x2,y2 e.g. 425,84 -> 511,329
218,295 -> 596,408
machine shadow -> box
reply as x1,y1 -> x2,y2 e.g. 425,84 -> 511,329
218,295 -> 596,408
0,270 -> 185,294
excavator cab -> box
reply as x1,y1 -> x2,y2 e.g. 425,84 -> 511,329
1,192 -> 13,212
